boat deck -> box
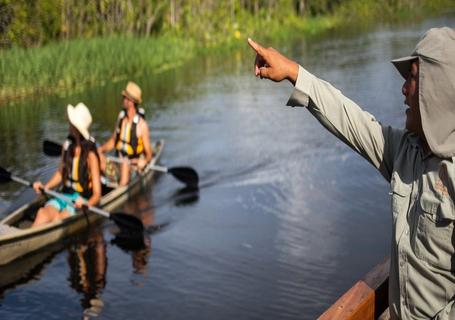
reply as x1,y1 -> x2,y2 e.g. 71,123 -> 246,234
0,224 -> 19,235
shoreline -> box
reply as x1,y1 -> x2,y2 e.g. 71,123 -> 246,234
1,1 -> 453,105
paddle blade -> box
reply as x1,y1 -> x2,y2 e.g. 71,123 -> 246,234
168,167 -> 199,188
43,140 -> 62,157
110,212 -> 144,233
0,166 -> 12,183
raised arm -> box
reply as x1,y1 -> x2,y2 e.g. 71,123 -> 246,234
247,38 -> 403,180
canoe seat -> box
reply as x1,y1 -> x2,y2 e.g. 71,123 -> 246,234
0,223 -> 20,235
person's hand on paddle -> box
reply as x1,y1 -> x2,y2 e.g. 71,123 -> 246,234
137,158 -> 148,172
74,196 -> 87,209
247,38 -> 299,85
33,181 -> 45,195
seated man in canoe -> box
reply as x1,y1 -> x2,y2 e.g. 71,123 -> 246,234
97,81 -> 153,186
32,103 -> 102,227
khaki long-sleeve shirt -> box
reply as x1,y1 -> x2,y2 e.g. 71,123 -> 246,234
287,66 -> 455,320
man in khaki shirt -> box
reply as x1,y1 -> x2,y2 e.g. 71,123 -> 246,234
248,27 -> 455,320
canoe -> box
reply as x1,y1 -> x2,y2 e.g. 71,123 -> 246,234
317,257 -> 390,320
0,139 -> 164,266
0,240 -> 64,295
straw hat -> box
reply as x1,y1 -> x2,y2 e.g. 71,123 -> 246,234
122,81 -> 142,104
67,102 -> 92,140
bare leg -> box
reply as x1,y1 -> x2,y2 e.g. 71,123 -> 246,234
58,209 -> 72,220
32,205 -> 60,227
119,160 -> 130,186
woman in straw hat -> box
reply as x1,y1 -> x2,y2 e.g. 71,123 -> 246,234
32,103 -> 101,227
98,81 -> 153,186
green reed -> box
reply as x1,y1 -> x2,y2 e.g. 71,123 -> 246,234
0,36 -> 196,102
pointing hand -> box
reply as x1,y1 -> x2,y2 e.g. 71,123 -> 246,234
247,38 -> 299,84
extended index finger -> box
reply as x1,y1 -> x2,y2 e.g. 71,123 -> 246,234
247,38 -> 266,56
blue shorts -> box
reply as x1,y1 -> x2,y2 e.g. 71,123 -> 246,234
45,192 -> 84,216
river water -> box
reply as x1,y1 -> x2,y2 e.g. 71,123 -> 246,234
1,14 -> 455,320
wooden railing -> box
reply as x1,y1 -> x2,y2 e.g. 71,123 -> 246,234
318,257 -> 390,320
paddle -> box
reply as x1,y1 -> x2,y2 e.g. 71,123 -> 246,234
0,166 -> 144,233
43,139 -> 199,188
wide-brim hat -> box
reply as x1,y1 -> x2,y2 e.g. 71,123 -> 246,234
122,81 -> 142,104
391,27 -> 455,158
391,55 -> 418,80
67,102 -> 92,140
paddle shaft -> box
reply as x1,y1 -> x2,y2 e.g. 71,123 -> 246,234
108,156 -> 198,187
9,174 -> 109,218
9,175 -> 33,188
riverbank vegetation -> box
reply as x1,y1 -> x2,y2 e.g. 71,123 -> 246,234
0,0 -> 453,103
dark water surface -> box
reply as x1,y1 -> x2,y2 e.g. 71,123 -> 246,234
1,15 -> 455,319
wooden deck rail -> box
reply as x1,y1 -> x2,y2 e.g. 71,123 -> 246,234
318,257 -> 390,320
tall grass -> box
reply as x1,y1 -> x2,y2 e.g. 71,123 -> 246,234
0,36 -> 195,102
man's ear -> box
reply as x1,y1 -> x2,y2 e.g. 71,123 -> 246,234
411,60 -> 419,77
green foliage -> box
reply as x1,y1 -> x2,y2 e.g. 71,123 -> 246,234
0,0 -> 61,47
0,35 -> 195,100
335,0 -> 455,23
305,0 -> 343,15
0,0 -> 453,102
2,0 -> 453,48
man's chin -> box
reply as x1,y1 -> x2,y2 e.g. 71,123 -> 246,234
405,120 -> 413,132
405,123 -> 419,135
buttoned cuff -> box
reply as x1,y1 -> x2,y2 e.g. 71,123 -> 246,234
286,65 -> 314,107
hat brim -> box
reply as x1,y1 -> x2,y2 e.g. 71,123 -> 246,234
391,55 -> 418,79
122,90 -> 142,104
67,105 -> 90,140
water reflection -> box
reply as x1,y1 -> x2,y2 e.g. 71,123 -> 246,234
0,188 -> 164,317
67,227 -> 107,318
111,183 -> 197,275
172,186 -> 200,207
112,189 -> 155,275
0,242 -> 64,300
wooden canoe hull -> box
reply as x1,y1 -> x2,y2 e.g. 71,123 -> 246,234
318,257 -> 390,320
0,140 -> 164,266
